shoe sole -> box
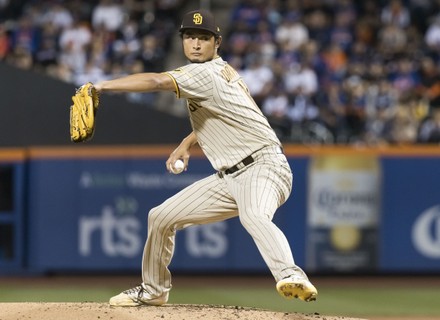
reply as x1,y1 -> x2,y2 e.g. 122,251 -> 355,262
109,300 -> 141,307
109,295 -> 167,307
277,281 -> 318,302
109,295 -> 143,307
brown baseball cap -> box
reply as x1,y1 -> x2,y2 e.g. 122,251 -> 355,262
179,9 -> 221,36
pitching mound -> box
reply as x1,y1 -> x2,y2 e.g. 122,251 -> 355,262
0,302 -> 365,320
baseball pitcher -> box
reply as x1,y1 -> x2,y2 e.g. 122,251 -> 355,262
91,9 -> 317,306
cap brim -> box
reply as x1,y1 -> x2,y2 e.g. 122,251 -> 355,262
179,26 -> 219,36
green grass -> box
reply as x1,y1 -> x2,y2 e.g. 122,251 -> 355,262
169,287 -> 440,318
1,284 -> 439,318
0,287 -> 114,303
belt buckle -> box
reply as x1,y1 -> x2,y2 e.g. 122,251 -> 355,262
224,155 -> 254,175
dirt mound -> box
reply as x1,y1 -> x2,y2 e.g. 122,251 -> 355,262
0,302 -> 365,320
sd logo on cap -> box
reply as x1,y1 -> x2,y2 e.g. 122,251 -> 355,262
193,13 -> 203,25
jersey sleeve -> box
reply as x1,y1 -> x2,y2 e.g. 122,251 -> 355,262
166,63 -> 213,100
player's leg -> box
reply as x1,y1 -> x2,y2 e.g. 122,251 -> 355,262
109,173 -> 238,306
225,149 -> 317,302
225,152 -> 295,280
141,173 -> 237,297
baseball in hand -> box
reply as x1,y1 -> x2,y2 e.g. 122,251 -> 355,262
171,159 -> 185,174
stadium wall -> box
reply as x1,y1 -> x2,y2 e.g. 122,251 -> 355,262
0,146 -> 439,275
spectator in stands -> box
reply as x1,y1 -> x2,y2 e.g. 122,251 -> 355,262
417,56 -> 440,109
356,0 -> 382,39
380,0 -> 410,29
377,22 -> 408,59
365,60 -> 388,92
223,13 -> 253,66
388,57 -> 421,95
364,79 -> 398,145
321,42 -> 347,83
254,20 -> 277,66
287,86 -> 320,127
304,9 -> 330,47
386,104 -> 419,144
425,15 -> 440,56
314,81 -> 343,140
418,107 -> 440,143
88,31 -> 111,71
329,7 -> 355,53
275,12 -> 308,52
58,18 -> 92,72
112,19 -> 142,66
40,2 -> 73,31
298,40 -> 326,84
283,61 -> 318,97
34,21 -> 58,70
10,15 -> 38,58
92,0 -> 125,32
340,75 -> 369,143
137,34 -> 164,73
239,53 -> 274,106
230,0 -> 263,33
260,0 -> 283,30
262,83 -> 291,139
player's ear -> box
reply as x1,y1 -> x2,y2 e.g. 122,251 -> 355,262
215,36 -> 222,49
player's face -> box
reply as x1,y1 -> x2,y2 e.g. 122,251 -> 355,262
182,29 -> 218,63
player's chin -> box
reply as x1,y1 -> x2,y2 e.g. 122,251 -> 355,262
188,56 -> 210,63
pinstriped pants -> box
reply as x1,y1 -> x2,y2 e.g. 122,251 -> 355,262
141,147 -> 297,297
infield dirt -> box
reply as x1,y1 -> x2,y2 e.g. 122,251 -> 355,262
0,302 -> 365,320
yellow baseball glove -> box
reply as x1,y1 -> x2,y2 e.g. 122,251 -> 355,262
70,82 -> 100,142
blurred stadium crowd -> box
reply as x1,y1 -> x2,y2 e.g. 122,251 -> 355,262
1,0 -> 440,145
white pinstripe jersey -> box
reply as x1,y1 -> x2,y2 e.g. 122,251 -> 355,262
166,57 -> 282,171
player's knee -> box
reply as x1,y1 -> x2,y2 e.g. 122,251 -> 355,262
148,206 -> 162,228
148,206 -> 173,231
239,211 -> 271,231
238,215 -> 252,231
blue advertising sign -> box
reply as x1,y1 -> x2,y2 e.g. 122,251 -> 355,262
380,157 -> 440,272
26,156 -> 306,273
25,150 -> 440,274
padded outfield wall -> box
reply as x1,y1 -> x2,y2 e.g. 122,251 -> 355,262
0,146 -> 439,275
